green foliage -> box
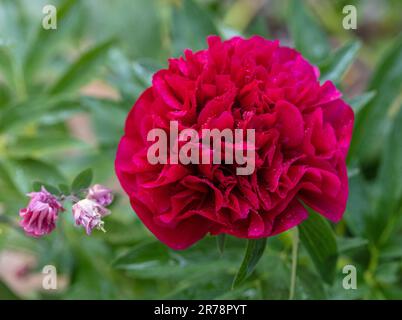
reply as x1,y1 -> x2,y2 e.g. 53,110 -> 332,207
347,91 -> 376,115
319,41 -> 361,84
232,238 -> 267,288
216,234 -> 226,255
171,0 -> 219,57
71,168 -> 93,194
0,0 -> 401,300
32,181 -> 60,195
299,211 -> 338,284
351,34 -> 402,165
49,39 -> 115,95
288,0 -> 330,64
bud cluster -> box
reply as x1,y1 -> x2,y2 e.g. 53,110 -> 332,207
19,184 -> 114,237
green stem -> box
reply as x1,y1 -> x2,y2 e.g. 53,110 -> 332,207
289,227 -> 299,300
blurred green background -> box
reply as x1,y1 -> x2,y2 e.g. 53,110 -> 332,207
0,0 -> 401,299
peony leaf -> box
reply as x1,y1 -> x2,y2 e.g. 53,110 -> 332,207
113,241 -> 171,270
245,15 -> 270,38
32,181 -> 60,195
377,106 -> 402,203
297,264 -> 327,299
0,160 -> 22,202
351,34 -> 402,164
337,237 -> 368,254
370,106 -> 402,244
319,41 -> 361,84
113,239 -> 238,280
1,158 -> 66,195
347,91 -> 376,115
166,273 -> 256,299
344,173 -> 375,238
299,210 -> 338,285
106,51 -> 157,101
232,238 -> 267,288
0,97 -> 83,133
71,168 -> 93,194
171,0 -> 219,57
380,236 -> 402,260
49,39 -> 115,95
23,0 -> 78,80
288,0 -> 330,64
0,82 -> 11,108
85,98 -> 127,147
6,136 -> 87,158
0,44 -> 14,85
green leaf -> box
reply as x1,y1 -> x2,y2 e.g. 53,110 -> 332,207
71,168 -> 93,193
85,98 -> 126,147
165,273 -> 243,300
32,181 -> 60,195
0,82 -> 11,108
337,237 -> 368,254
347,91 -> 376,115
299,210 -> 338,284
171,0 -> 218,57
377,105 -> 402,212
0,43 -> 24,99
288,0 -> 330,64
232,238 -> 267,288
6,136 -> 86,158
351,34 -> 402,164
371,105 -> 402,244
23,0 -> 78,79
59,184 -> 70,195
216,234 -> 226,255
0,160 -> 22,201
1,158 -> 65,194
113,239 -> 237,280
0,97 -> 82,133
297,264 -> 327,299
319,41 -> 361,83
106,51 -> 161,101
49,39 -> 115,95
245,14 -> 270,38
84,0 -> 166,61
0,280 -> 19,300
380,235 -> 402,260
113,241 -> 170,269
0,44 -> 14,84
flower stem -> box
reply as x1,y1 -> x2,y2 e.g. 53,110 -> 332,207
289,227 -> 299,300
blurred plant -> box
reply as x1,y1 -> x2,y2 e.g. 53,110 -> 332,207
0,0 -> 117,298
0,0 -> 114,213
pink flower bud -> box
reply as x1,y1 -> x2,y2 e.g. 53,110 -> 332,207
19,187 -> 64,237
72,199 -> 110,235
86,184 -> 113,207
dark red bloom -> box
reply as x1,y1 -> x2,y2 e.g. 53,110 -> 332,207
115,36 -> 354,249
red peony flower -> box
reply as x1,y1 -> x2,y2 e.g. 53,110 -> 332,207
115,36 -> 354,250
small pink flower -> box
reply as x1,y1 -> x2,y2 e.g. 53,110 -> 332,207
19,187 -> 64,237
72,199 -> 110,235
86,184 -> 114,207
